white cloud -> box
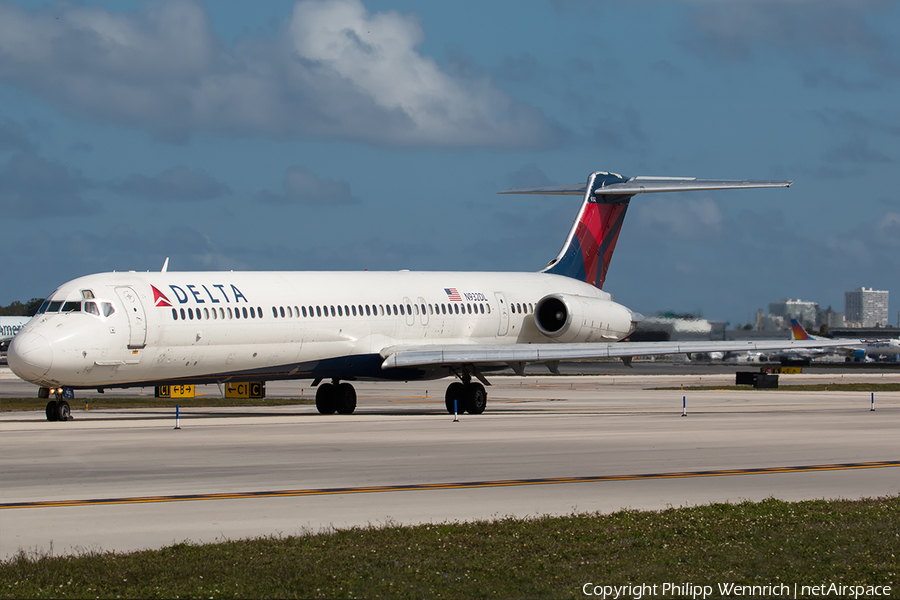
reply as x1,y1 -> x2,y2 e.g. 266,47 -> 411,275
634,196 -> 724,239
0,0 -> 561,148
259,165 -> 358,206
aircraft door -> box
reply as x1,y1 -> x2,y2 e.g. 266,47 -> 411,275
115,286 -> 148,349
402,297 -> 416,326
417,296 -> 428,325
494,292 -> 509,336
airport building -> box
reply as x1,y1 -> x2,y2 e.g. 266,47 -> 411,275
844,287 -> 889,328
767,299 -> 818,329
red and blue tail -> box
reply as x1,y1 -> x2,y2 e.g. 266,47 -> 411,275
542,171 -> 631,289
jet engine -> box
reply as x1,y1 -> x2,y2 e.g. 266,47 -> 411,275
534,293 -> 638,343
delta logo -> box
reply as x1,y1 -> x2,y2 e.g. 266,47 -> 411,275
151,285 -> 172,308
150,283 -> 249,306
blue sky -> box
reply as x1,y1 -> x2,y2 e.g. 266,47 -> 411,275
1,0 -> 898,327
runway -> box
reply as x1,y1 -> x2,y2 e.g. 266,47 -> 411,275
2,370 -> 899,559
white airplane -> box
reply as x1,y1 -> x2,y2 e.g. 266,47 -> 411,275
8,170 -> 857,422
0,316 -> 29,349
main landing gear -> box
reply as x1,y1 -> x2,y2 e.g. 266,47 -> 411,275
41,387 -> 71,422
444,376 -> 487,415
315,380 -> 357,415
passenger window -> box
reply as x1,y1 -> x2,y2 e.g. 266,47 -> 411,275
392,304 -> 397,315
454,304 -> 459,314
344,305 -> 350,316
352,305 -> 357,316
358,305 -> 363,315
248,307 -> 254,318
204,308 -> 210,319
330,306 -> 335,317
172,308 -> 178,320
301,306 -> 307,317
421,304 -> 426,314
180,308 -> 186,320
379,305 -> 384,316
278,307 -> 283,318
257,306 -> 262,318
441,304 -> 446,314
227,307 -> 232,319
399,304 -> 404,316
196,309 -> 202,321
338,305 -> 343,317
85,302 -> 100,316
235,308 -> 241,319
212,308 -> 217,320
241,307 -> 248,319
466,304 -> 471,314
188,308 -> 194,320
316,306 -> 321,317
219,308 -> 224,319
365,305 -> 370,316
407,304 -> 412,314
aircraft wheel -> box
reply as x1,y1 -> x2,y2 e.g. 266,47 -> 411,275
445,382 -> 465,414
45,400 -> 59,422
57,400 -> 71,422
335,383 -> 357,415
465,383 -> 487,415
315,383 -> 336,415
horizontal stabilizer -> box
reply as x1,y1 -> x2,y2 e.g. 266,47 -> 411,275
499,177 -> 793,196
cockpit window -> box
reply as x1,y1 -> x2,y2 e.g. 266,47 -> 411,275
82,290 -> 95,299
62,301 -> 82,312
37,300 -> 50,314
84,301 -> 100,316
48,301 -> 63,312
101,302 -> 115,317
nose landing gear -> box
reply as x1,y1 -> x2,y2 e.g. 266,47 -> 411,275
43,388 -> 72,422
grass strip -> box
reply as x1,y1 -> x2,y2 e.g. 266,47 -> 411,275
0,397 -> 315,411
650,383 -> 900,392
2,496 -> 898,599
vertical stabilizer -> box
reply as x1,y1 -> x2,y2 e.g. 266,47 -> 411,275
790,319 -> 815,340
542,171 -> 632,289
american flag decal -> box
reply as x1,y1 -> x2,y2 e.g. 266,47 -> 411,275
444,288 -> 462,301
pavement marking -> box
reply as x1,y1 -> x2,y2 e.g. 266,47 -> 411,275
3,460 -> 898,510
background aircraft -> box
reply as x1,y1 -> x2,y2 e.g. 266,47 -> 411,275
791,318 -> 900,361
0,316 -> 29,353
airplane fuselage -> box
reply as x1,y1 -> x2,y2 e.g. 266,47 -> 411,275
10,270 -> 634,390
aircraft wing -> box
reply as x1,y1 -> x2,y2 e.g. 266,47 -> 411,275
381,339 -> 860,371
499,177 -> 792,196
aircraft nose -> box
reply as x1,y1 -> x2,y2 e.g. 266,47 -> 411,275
7,332 -> 53,382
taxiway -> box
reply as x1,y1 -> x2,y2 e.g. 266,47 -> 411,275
1,369 -> 899,559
